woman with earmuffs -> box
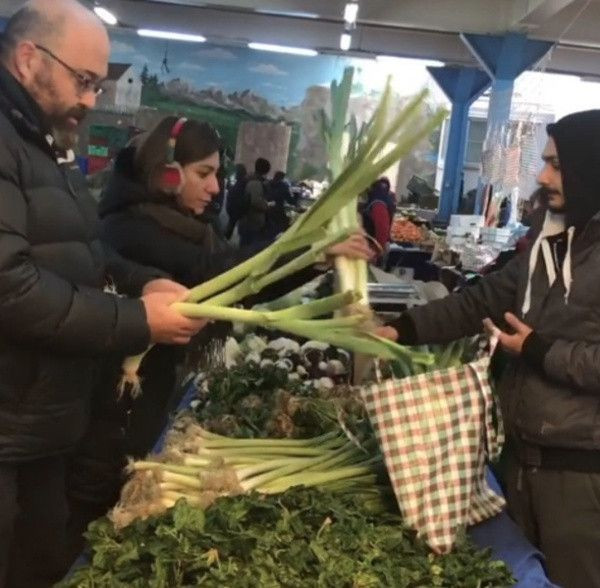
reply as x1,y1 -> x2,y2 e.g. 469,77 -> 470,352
99,117 -> 372,289
64,116 -> 373,558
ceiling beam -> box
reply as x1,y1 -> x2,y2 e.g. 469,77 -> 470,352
1,0 -> 600,79
512,0 -> 580,29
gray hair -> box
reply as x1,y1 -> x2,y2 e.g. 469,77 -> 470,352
0,4 -> 64,60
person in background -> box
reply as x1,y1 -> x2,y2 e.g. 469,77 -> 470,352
379,176 -> 397,214
498,196 -> 511,228
269,170 -> 294,206
377,110 -> 600,588
65,116 -> 374,557
224,162 -> 247,239
266,170 -> 293,237
238,157 -> 272,246
362,177 -> 396,256
0,2 -> 205,586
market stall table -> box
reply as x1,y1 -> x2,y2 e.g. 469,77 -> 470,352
161,385 -> 558,588
66,383 -> 558,588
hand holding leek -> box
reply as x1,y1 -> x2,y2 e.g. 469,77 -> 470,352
141,290 -> 208,346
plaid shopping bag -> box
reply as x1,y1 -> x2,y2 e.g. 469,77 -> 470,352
361,351 -> 505,553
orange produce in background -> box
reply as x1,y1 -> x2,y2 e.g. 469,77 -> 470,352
391,218 -> 424,243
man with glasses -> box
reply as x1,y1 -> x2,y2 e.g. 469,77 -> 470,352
0,1 -> 207,586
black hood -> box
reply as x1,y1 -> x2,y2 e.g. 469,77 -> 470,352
98,145 -> 167,217
546,110 -> 600,233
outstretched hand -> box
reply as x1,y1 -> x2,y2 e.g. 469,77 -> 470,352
327,232 -> 375,262
484,312 -> 533,355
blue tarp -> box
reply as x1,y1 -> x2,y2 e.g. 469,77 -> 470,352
469,472 -> 559,587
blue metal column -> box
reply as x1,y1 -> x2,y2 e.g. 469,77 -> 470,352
462,32 -> 553,133
427,66 -> 490,223
461,33 -> 553,213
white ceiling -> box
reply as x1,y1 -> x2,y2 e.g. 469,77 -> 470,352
2,0 -> 600,77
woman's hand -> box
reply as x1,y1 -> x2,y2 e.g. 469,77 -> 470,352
374,326 -> 399,341
326,233 -> 375,262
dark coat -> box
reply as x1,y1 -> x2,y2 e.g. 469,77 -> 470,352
0,67 -> 152,462
392,112 -> 600,452
393,206 -> 600,452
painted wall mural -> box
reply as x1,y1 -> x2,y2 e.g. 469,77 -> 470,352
84,28 -> 446,193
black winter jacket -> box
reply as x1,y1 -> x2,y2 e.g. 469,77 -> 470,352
0,67 -> 153,462
392,110 -> 600,452
393,221 -> 600,451
99,146 -> 318,293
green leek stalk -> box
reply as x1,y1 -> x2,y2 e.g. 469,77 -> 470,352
322,68 -> 369,305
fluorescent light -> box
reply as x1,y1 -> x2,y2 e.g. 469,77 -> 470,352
248,42 -> 318,57
256,9 -> 320,19
377,55 -> 444,67
344,2 -> 359,25
137,29 -> 206,43
94,6 -> 118,26
340,33 -> 352,51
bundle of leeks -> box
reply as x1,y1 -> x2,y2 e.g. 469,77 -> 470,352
111,419 -> 385,528
120,72 -> 447,395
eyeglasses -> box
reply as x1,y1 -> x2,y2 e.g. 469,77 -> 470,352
34,44 -> 104,97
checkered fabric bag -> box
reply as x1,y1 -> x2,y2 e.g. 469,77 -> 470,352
361,351 -> 505,553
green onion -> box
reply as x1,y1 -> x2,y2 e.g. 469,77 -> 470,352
111,420 -> 383,528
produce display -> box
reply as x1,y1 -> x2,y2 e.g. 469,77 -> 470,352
61,333 -> 515,587
390,218 -> 426,244
61,488 -> 514,588
109,335 -> 382,528
193,336 -> 360,439
59,72 -> 514,587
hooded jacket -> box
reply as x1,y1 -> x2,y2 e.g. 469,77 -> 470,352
391,110 -> 600,452
0,66 -> 154,462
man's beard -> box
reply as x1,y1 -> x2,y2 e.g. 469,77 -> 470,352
51,125 -> 79,151
547,192 -> 566,213
31,71 -> 88,150
48,105 -> 88,151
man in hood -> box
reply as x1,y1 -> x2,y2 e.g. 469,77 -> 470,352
379,110 -> 600,588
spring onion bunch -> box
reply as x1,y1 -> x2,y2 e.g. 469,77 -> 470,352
111,419 -> 382,529
120,74 -> 446,395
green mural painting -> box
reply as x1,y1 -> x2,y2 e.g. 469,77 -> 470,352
82,28 -> 446,189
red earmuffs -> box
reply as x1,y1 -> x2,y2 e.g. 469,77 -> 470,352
160,117 -> 188,194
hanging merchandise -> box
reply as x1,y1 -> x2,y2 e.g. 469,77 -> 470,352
503,144 -> 521,190
480,146 -> 503,186
476,0 -> 592,225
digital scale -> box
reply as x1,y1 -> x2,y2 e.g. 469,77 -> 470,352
368,282 -> 427,319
